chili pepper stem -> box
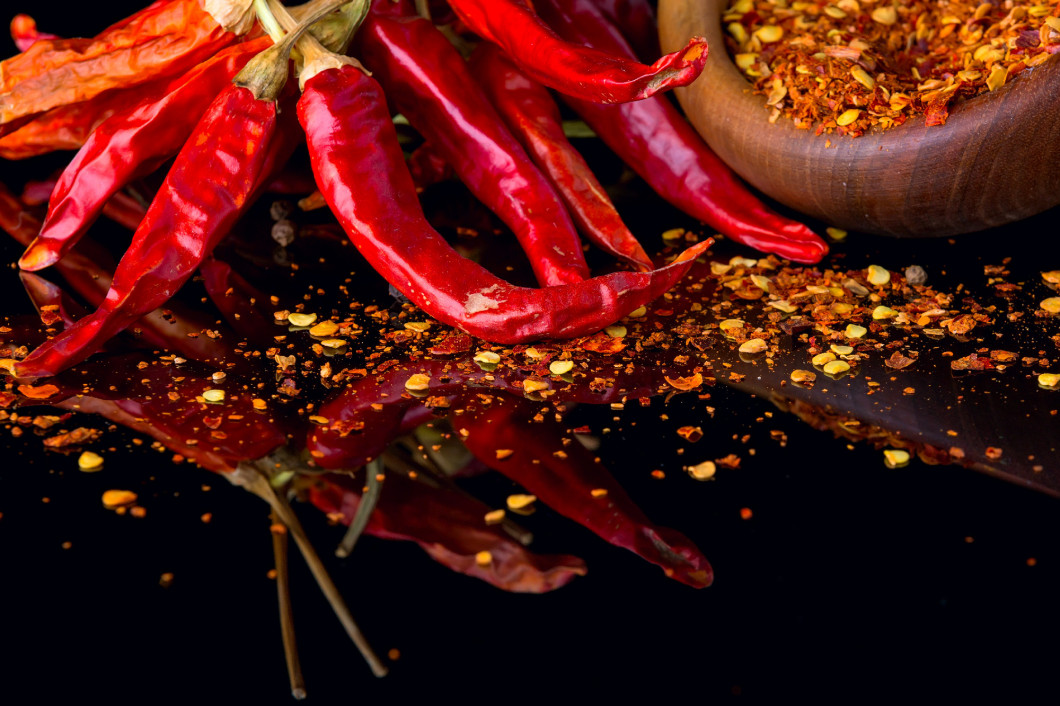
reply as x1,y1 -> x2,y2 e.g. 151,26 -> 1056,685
269,510 -> 307,700
267,0 -> 367,87
233,461 -> 389,678
335,458 -> 384,558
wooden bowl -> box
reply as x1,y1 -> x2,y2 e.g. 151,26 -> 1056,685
658,0 -> 1060,237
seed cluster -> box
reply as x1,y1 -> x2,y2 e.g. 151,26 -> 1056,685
724,0 -> 1060,135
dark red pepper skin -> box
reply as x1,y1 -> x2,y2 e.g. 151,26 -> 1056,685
537,0 -> 829,264
19,38 -> 271,272
456,393 -> 714,588
442,0 -> 706,103
297,64 -> 710,345
12,83 -> 300,379
357,9 -> 590,287
467,43 -> 653,271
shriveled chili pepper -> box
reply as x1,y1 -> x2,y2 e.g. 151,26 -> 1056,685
589,0 -> 660,61
357,7 -> 590,287
10,31 -> 304,379
0,88 -> 132,160
468,42 -> 652,272
18,37 -> 272,272
0,0 -> 246,137
456,392 -> 713,588
0,183 -> 243,369
537,0 -> 829,264
9,14 -> 58,52
306,469 -> 587,593
439,0 -> 707,103
297,62 -> 709,345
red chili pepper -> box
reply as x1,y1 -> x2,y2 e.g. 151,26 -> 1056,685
11,45 -> 302,379
537,0 -> 829,264
468,43 -> 653,272
0,183 -> 246,369
199,256 -> 281,346
407,141 -> 454,190
0,0 -> 243,137
306,470 -> 587,593
19,271 -> 87,330
17,37 -> 271,272
0,89 -> 131,160
9,14 -> 58,52
297,63 -> 710,345
456,392 -> 713,588
357,8 -> 590,286
441,0 -> 707,103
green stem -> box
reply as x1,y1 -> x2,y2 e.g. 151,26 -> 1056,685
253,0 -> 285,42
335,458 -> 384,558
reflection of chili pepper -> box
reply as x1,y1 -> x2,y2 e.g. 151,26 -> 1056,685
442,0 -> 707,103
298,63 -> 709,344
468,43 -> 652,272
0,0 -> 243,137
199,256 -> 281,346
18,38 -> 271,272
307,471 -> 587,593
456,393 -> 713,588
19,271 -> 86,329
0,183 -> 243,369
538,0 -> 829,264
358,8 -> 590,286
12,45 -> 302,378
589,0 -> 660,60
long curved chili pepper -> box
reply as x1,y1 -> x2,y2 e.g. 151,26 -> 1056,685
18,37 -> 272,272
357,8 -> 590,287
456,392 -> 714,588
589,0 -> 660,61
10,48 -> 302,379
439,0 -> 707,103
0,0 -> 243,137
306,470 -> 587,593
0,87 -> 133,160
297,63 -> 710,345
536,0 -> 828,264
9,14 -> 58,52
0,183 -> 245,369
467,43 -> 653,272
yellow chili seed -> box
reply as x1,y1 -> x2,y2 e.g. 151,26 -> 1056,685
474,551 -> 493,567
755,25 -> 784,43
484,509 -> 506,525
728,22 -> 749,44
1041,271 -> 1060,284
320,338 -> 347,348
627,306 -> 647,318
866,264 -> 891,286
739,338 -> 768,354
845,324 -> 867,338
735,53 -> 759,71
836,108 -> 861,126
812,351 -> 837,366
202,389 -> 225,403
549,360 -> 574,376
605,325 -> 627,338
985,64 -> 1008,91
474,350 -> 500,365
871,6 -> 897,25
287,312 -> 317,327
822,359 -> 851,375
883,449 -> 910,468
850,66 -> 875,89
1038,373 -> 1060,388
719,319 -> 746,333
102,489 -> 137,508
790,369 -> 817,384
522,379 -> 549,394
309,320 -> 339,337
404,374 -> 431,391
687,461 -> 717,481
825,227 -> 847,241
78,451 -> 104,472
830,344 -> 854,355
506,494 -> 537,511
1040,297 -> 1060,314
661,227 -> 685,241
824,5 -> 847,19
872,305 -> 898,320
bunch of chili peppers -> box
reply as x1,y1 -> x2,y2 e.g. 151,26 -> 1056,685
0,0 -> 828,381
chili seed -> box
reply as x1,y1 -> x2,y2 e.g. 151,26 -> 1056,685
822,359 -> 851,375
287,313 -> 317,327
845,324 -> 867,338
790,369 -> 817,384
202,389 -> 225,403
549,360 -> 574,375
686,461 -> 717,481
404,373 -> 431,391
812,351 -> 837,366
78,451 -> 104,472
102,489 -> 137,508
739,338 -> 768,354
484,509 -> 506,525
872,305 -> 898,319
1038,373 -> 1059,388
866,265 -> 891,286
474,350 -> 501,365
605,325 -> 627,338
826,227 -> 848,241
1040,297 -> 1060,314
506,494 -> 537,512
309,320 -> 339,337
883,449 -> 910,468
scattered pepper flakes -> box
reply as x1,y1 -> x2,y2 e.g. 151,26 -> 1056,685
102,489 -> 137,509
252,398 -> 267,410
716,454 -> 741,469
651,470 -> 666,479
78,451 -> 104,472
159,572 -> 175,588
494,449 -> 514,460
43,427 -> 102,449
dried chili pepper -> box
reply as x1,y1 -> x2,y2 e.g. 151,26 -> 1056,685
0,0 -> 248,137
468,42 -> 653,272
0,89 -> 130,160
456,392 -> 713,588
10,30 -> 304,379
357,7 -> 590,286
537,0 -> 828,264
18,37 -> 272,271
297,62 -> 709,345
440,0 -> 707,103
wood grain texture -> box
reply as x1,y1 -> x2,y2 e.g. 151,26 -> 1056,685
658,0 -> 1060,237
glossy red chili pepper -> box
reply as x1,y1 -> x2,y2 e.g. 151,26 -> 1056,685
456,392 -> 713,588
538,0 -> 829,264
297,64 -> 710,345
590,0 -> 660,60
9,14 -> 58,52
441,0 -> 707,103
0,183 -> 245,369
307,471 -> 587,593
12,70 -> 300,378
357,8 -> 590,287
468,43 -> 653,272
0,0 -> 241,137
18,38 -> 271,272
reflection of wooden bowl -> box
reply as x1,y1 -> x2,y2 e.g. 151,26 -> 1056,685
658,0 -> 1060,237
